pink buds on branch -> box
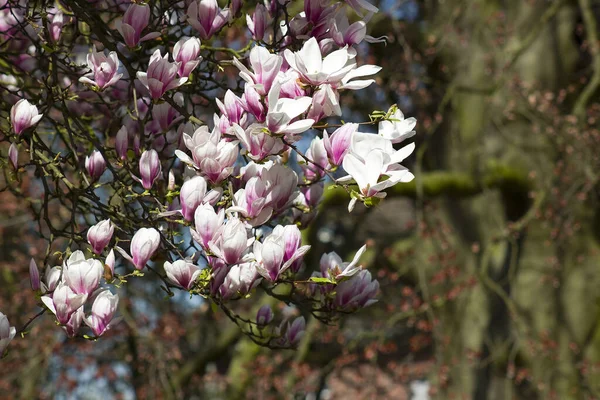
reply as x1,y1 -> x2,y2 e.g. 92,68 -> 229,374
136,149 -> 162,190
85,150 -> 106,182
118,3 -> 160,48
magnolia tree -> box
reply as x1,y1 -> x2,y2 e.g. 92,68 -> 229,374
0,0 -> 416,356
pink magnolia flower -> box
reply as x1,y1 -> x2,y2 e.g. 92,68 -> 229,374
136,50 -> 187,100
228,176 -> 273,226
118,3 -> 160,48
87,219 -> 114,255
186,0 -> 229,40
209,218 -> 250,265
216,90 -> 246,130
173,37 -> 202,77
192,204 -> 224,250
334,270 -> 379,310
282,316 -> 305,346
64,307 -> 84,338
164,260 -> 201,290
11,99 -> 43,135
0,312 -> 16,356
233,46 -> 282,96
85,290 -> 119,337
302,136 -> 329,181
151,102 -> 182,132
41,282 -> 87,325
265,79 -> 314,137
219,262 -> 259,299
177,126 -> 239,184
330,12 -> 367,47
129,227 -> 160,270
232,123 -> 285,162
85,150 -> 106,181
179,176 -> 207,221
320,244 -> 367,280
79,47 -> 122,91
62,251 -> 103,296
323,123 -> 357,166
254,226 -> 310,281
378,108 -> 417,144
339,132 -> 415,204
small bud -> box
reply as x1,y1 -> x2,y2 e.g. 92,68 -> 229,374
139,149 -> 162,190
29,258 -> 40,291
115,125 -> 128,160
8,143 -> 18,169
256,305 -> 273,327
87,219 -> 114,255
167,170 -> 176,191
85,150 -> 106,181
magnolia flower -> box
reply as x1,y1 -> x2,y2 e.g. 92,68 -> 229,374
11,99 -> 42,135
151,102 -> 181,132
302,136 -> 329,181
85,150 -> 106,181
63,251 -> 103,296
173,37 -> 202,77
136,49 -> 187,100
179,176 -> 207,221
330,12 -> 367,46
266,79 -> 314,136
116,227 -> 161,270
176,125 -> 239,184
44,265 -> 62,293
187,0 -> 229,40
41,282 -> 88,325
345,0 -> 379,17
87,219 -> 114,255
0,312 -> 16,356
284,37 -> 355,86
164,260 -> 201,290
339,133 -> 415,207
79,47 -> 123,91
334,270 -> 379,310
284,37 -> 381,90
378,108 -> 416,144
130,228 -> 160,270
192,204 -> 224,249
118,3 -> 160,48
219,262 -> 259,299
320,244 -> 367,280
136,149 -> 162,190
323,123 -> 356,165
64,306 -> 84,337
232,123 -> 285,161
254,226 -> 310,281
209,218 -> 250,265
307,83 -> 341,121
85,290 -> 119,337
233,46 -> 282,95
242,85 -> 265,122
105,249 -> 115,278
216,90 -> 246,130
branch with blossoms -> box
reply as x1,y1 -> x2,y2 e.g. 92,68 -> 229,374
0,0 -> 417,356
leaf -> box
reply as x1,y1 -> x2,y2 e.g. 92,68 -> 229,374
308,277 -> 336,285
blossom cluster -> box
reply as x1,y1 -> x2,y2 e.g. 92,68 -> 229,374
1,0 -> 416,352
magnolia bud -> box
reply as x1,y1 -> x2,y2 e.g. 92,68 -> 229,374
29,258 -> 40,291
87,219 -> 114,255
139,149 -> 161,190
173,37 -> 202,77
256,305 -> 273,327
11,99 -> 43,135
115,125 -> 128,160
8,143 -> 18,169
180,176 -> 207,221
130,227 -> 160,270
85,150 -> 106,181
0,312 -> 16,356
323,123 -> 357,166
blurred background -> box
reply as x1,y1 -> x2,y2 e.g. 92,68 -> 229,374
3,0 -> 600,399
